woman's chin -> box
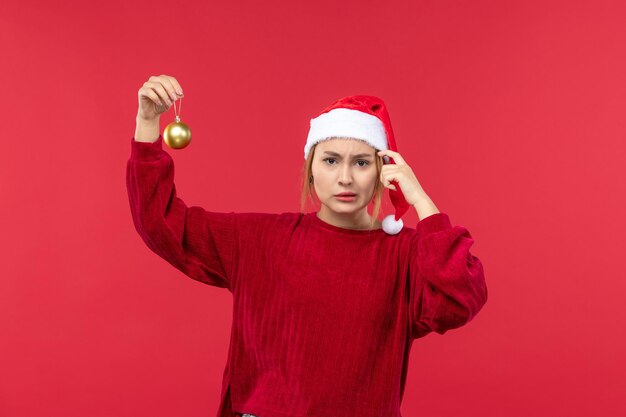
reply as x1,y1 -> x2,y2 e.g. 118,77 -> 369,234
327,201 -> 363,214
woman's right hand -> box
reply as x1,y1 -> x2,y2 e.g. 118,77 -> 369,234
137,74 -> 184,121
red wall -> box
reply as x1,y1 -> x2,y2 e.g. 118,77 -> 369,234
0,0 -> 624,416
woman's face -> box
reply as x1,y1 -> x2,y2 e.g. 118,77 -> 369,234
311,138 -> 379,216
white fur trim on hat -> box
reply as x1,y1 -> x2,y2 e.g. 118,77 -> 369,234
304,108 -> 388,159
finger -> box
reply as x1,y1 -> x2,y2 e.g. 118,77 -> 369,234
165,75 -> 184,97
160,76 -> 181,102
150,81 -> 172,106
381,164 -> 400,173
140,86 -> 169,108
380,150 -> 406,165
154,101 -> 167,112
146,81 -> 172,106
377,149 -> 407,165
381,176 -> 397,190
380,171 -> 398,189
385,172 -> 400,188
380,166 -> 400,182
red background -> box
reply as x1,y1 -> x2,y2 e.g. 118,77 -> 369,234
1,0 -> 624,416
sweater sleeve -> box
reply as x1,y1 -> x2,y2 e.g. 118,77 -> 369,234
126,135 -> 237,291
408,212 -> 488,339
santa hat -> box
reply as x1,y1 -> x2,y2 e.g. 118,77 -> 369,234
304,95 -> 411,235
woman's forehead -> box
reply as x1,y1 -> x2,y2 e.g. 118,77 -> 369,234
316,137 -> 376,154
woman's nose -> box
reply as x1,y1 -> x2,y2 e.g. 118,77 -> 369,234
339,167 -> 353,184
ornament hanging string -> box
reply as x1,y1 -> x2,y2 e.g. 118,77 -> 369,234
173,96 -> 182,122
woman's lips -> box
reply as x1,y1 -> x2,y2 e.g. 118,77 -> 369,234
335,194 -> 357,201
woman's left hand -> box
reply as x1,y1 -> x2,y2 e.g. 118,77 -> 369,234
377,149 -> 427,206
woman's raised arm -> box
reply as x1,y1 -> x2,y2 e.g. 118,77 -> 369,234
126,134 -> 238,290
126,74 -> 238,290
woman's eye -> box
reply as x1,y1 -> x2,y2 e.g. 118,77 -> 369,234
322,158 -> 368,167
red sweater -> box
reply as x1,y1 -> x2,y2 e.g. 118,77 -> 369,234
126,135 -> 488,417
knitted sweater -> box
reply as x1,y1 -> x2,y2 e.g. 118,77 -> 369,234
126,135 -> 488,417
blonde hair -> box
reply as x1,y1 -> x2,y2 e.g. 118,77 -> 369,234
299,139 -> 385,230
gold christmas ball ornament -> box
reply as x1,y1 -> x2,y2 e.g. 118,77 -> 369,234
163,96 -> 192,149
164,116 -> 192,149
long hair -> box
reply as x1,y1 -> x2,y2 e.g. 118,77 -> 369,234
299,140 -> 385,230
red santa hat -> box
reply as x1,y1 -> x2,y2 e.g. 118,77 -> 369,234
304,95 -> 411,235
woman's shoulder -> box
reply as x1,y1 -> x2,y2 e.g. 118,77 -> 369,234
231,211 -> 304,232
232,211 -> 302,222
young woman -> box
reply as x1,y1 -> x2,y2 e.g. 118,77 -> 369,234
127,75 -> 488,417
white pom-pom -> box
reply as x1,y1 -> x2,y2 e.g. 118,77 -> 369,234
382,214 -> 403,235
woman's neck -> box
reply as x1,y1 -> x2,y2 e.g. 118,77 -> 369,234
316,207 -> 382,230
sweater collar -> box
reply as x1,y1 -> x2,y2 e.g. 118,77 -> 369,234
306,212 -> 387,235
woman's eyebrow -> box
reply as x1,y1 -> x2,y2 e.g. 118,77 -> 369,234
323,151 -> 373,158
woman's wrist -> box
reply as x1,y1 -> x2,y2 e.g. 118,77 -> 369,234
413,194 -> 440,220
134,115 -> 160,143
